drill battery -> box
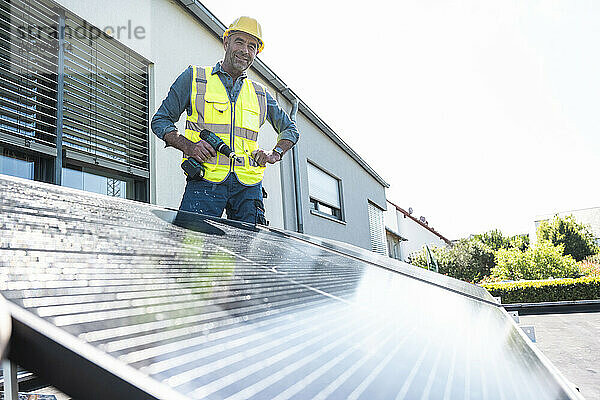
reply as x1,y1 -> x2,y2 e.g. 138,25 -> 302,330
181,157 -> 205,180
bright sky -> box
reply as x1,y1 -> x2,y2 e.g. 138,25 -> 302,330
201,0 -> 600,240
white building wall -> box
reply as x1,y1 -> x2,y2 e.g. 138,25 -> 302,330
397,215 -> 447,260
384,202 -> 448,261
384,205 -> 400,235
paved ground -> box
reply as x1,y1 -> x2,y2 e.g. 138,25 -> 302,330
521,312 -> 600,400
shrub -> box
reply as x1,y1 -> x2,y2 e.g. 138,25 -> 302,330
493,247 -> 529,281
481,277 -> 600,303
446,239 -> 495,282
410,239 -> 494,283
492,240 -> 579,280
478,274 -> 503,284
579,254 -> 600,277
409,245 -> 448,271
529,240 -> 580,278
537,215 -> 598,261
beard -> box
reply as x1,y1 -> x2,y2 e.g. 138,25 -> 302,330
225,50 -> 252,74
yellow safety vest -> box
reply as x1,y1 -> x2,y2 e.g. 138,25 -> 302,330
183,66 -> 268,185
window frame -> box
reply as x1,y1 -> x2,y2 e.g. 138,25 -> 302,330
306,160 -> 344,222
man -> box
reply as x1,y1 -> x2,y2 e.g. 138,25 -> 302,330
151,16 -> 299,224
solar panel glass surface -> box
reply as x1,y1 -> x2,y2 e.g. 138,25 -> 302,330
0,176 -> 580,399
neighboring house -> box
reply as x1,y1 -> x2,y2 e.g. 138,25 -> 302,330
0,0 -> 389,252
384,200 -> 450,261
531,207 -> 600,246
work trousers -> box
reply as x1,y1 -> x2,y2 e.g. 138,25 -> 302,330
179,173 -> 266,224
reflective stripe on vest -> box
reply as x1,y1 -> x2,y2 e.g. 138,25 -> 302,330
183,66 -> 267,184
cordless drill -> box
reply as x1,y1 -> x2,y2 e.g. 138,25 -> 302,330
181,129 -> 237,179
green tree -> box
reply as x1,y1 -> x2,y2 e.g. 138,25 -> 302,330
447,239 -> 496,282
509,234 -> 530,252
492,247 -> 529,281
408,229 -> 535,283
537,215 -> 598,262
473,229 -> 510,251
473,229 -> 529,252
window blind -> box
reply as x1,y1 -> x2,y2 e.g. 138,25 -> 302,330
0,0 -> 58,147
62,11 -> 149,176
368,202 -> 387,255
307,163 -> 340,208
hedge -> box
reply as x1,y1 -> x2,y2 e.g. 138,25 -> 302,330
481,277 -> 600,303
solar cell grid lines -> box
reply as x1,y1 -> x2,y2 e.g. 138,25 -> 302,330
0,175 -> 582,399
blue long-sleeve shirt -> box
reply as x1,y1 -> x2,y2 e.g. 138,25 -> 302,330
151,62 -> 299,145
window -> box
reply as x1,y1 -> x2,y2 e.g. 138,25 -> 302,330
0,146 -> 53,182
62,166 -> 129,198
307,162 -> 343,220
0,0 -> 149,200
0,148 -> 33,179
386,231 -> 402,260
368,202 -> 386,255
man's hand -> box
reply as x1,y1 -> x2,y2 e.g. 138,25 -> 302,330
251,149 -> 281,166
187,140 -> 216,163
164,130 -> 216,162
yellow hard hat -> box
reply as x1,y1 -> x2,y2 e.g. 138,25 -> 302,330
223,16 -> 264,53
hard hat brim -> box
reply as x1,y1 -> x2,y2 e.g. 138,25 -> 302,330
223,29 -> 264,53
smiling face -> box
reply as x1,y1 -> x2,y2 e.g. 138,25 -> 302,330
222,31 -> 259,79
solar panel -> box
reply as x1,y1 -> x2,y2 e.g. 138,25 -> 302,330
0,175 -> 581,399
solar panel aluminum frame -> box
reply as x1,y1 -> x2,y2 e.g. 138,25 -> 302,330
0,295 -> 10,360
6,301 -> 187,400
